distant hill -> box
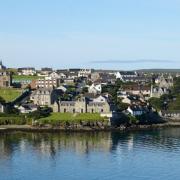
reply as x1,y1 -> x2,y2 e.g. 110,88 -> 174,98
136,69 -> 180,73
94,69 -> 180,74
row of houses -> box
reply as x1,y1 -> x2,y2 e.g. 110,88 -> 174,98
53,96 -> 111,116
28,86 -> 153,117
0,62 -> 178,120
17,67 -> 93,77
29,87 -> 112,116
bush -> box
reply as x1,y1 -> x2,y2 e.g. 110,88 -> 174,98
0,116 -> 26,125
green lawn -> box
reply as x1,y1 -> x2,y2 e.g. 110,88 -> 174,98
0,88 -> 22,102
13,75 -> 41,81
38,113 -> 106,123
168,95 -> 180,110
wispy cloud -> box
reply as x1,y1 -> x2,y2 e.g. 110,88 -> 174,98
90,59 -> 176,64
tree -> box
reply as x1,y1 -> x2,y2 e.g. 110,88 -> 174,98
172,77 -> 180,94
27,106 -> 52,120
0,96 -> 5,104
149,97 -> 161,111
116,98 -> 129,112
82,87 -> 88,94
4,104 -> 19,114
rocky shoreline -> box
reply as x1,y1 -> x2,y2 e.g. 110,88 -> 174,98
0,121 -> 180,132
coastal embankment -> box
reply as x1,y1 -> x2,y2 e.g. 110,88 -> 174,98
0,120 -> 180,132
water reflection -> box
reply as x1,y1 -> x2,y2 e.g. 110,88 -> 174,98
1,129 -> 180,180
0,132 -> 112,160
0,128 -> 180,161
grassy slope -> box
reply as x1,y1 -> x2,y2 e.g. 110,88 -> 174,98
12,75 -> 40,81
39,113 -> 106,122
0,88 -> 22,102
168,95 -> 180,111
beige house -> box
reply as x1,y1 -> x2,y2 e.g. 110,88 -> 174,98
35,77 -> 60,89
123,85 -> 151,96
155,75 -> 173,88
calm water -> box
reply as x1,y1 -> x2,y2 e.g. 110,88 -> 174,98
1,129 -> 180,180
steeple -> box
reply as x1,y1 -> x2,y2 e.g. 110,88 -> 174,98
0,60 -> 6,70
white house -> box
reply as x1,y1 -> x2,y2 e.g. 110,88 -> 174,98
88,84 -> 102,94
92,95 -> 107,103
116,71 -> 137,81
59,73 -> 66,79
49,72 -> 60,79
18,67 -> 36,76
57,85 -> 67,93
122,97 -> 131,104
127,106 -> 147,116
78,69 -> 92,78
18,104 -> 38,114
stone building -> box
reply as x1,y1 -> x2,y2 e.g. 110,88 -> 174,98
123,84 -> 151,96
86,101 -> 110,114
30,88 -> 59,106
151,75 -> 173,98
91,72 -> 116,84
155,75 -> 173,88
53,95 -> 111,115
54,97 -> 87,113
150,86 -> 170,98
0,71 -> 12,87
161,110 -> 180,120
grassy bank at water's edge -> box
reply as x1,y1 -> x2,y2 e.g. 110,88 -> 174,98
38,113 -> 107,124
0,88 -> 22,102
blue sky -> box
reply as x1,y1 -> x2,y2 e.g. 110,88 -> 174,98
0,0 -> 180,70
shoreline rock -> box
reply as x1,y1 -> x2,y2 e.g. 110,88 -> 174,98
1,121 -> 180,132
